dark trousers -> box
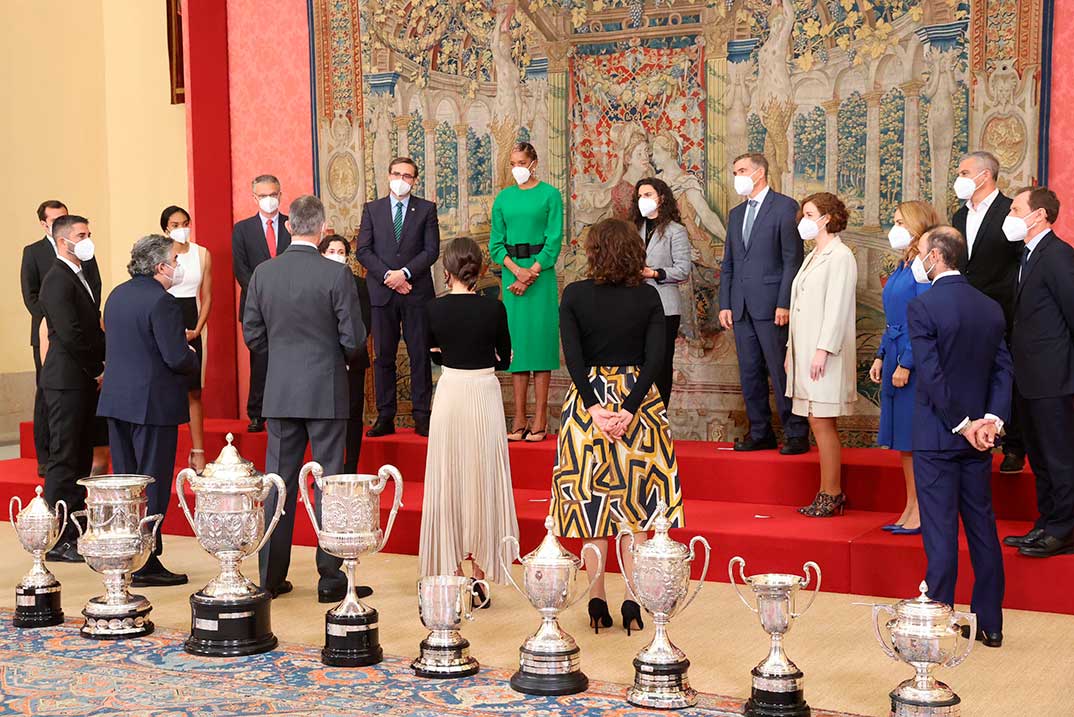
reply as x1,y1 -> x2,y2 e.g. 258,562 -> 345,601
914,448 -> 1005,633
247,347 -> 268,421
43,385 -> 96,540
32,344 -> 49,470
371,294 -> 432,421
1018,391 -> 1074,539
732,308 -> 808,441
656,315 -> 680,409
344,366 -> 366,473
107,419 -> 178,557
258,417 -> 346,593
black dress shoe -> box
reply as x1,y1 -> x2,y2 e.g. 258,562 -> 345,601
414,416 -> 430,437
366,418 -> 395,438
960,625 -> 1003,647
247,418 -> 265,433
999,452 -> 1025,474
45,541 -> 84,563
1003,527 -> 1044,548
132,568 -> 189,587
780,436 -> 810,455
1018,533 -> 1074,558
269,580 -> 293,599
733,434 -> 778,452
318,585 -> 373,603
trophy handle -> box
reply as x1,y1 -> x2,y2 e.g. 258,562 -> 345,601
69,510 -> 87,538
674,535 -> 711,618
51,500 -> 68,552
499,536 -> 525,599
375,464 -> 404,552
728,556 -> 757,613
792,561 -> 822,618
8,496 -> 21,527
946,611 -> 977,668
615,528 -> 639,603
467,578 -> 491,618
871,604 -> 899,660
139,514 -> 164,545
569,541 -> 604,610
297,461 -> 324,544
258,473 -> 289,554
175,468 -> 197,534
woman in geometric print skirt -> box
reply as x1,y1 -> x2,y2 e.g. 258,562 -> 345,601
551,217 -> 684,637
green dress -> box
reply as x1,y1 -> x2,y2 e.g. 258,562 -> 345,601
489,181 -> 563,373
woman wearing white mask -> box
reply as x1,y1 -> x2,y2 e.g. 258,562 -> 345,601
630,177 -> 691,408
868,200 -> 941,535
489,142 -> 563,442
785,193 -> 858,517
161,205 -> 213,473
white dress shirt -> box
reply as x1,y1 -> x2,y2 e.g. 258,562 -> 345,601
57,255 -> 94,300
260,212 -> 279,243
964,188 -> 999,260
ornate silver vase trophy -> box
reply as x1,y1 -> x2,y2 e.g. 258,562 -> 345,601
501,515 -> 602,696
729,556 -> 822,717
616,501 -> 711,709
868,581 -> 975,716
10,487 -> 67,628
70,475 -> 162,639
412,575 -> 489,678
175,433 -> 287,656
299,461 -> 403,667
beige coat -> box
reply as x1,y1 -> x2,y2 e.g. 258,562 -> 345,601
785,237 -> 858,414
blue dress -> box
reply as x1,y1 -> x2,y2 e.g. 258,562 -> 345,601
877,263 -> 929,450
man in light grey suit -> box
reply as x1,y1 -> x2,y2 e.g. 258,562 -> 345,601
243,195 -> 366,602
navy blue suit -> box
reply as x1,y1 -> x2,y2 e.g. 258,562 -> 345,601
908,274 -> 1012,632
98,275 -> 199,560
719,189 -> 806,441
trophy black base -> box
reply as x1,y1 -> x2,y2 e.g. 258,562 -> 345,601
890,688 -> 961,717
185,590 -> 277,657
627,657 -> 697,709
412,637 -> 480,678
322,609 -> 382,667
81,604 -> 153,640
743,668 -> 810,717
510,645 -> 588,696
13,585 -> 63,628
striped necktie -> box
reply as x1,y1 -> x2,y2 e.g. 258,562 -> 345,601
393,202 -> 403,243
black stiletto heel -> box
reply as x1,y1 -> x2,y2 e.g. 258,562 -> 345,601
472,582 -> 491,609
588,598 -> 612,633
621,599 -> 644,636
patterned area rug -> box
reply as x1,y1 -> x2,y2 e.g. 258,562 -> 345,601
0,610 -> 865,716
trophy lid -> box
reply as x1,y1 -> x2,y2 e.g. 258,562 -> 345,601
195,433 -> 264,488
633,500 -> 690,559
523,515 -> 582,567
19,486 -> 54,519
893,581 -> 956,622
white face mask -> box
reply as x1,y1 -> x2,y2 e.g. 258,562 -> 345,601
734,168 -> 760,197
258,195 -> 280,214
164,261 -> 185,288
389,178 -> 412,197
325,253 -> 347,264
1002,212 -> 1038,243
169,227 -> 191,244
911,254 -> 935,284
797,218 -> 820,241
887,225 -> 912,250
637,196 -> 659,218
66,237 -> 95,262
511,166 -> 532,185
953,170 -> 984,201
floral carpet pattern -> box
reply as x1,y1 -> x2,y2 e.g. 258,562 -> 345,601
0,610 -> 865,716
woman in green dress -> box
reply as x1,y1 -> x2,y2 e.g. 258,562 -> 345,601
489,142 -> 564,441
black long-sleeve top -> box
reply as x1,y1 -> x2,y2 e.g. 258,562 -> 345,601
559,279 -> 665,414
425,293 -> 511,370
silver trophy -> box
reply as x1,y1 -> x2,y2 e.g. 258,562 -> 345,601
869,581 -> 975,716
729,557 -> 821,717
10,486 -> 67,628
175,433 -> 287,656
501,515 -> 602,696
412,575 -> 490,678
299,461 -> 403,667
616,501 -> 711,709
70,475 -> 162,639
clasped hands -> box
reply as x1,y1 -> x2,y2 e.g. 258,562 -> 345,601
385,269 -> 412,294
589,405 -> 634,442
508,261 -> 541,297
960,418 -> 1000,452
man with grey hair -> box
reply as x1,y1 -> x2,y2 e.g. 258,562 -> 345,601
243,194 -> 365,602
951,150 -> 1024,473
98,234 -> 199,586
233,173 -> 291,433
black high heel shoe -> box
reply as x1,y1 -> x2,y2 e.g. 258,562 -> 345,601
472,582 -> 491,609
588,598 -> 613,633
621,599 -> 644,636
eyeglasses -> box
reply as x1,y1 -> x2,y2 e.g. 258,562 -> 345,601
254,192 -> 281,199
389,171 -> 416,181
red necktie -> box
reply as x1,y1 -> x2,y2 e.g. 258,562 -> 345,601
265,218 -> 277,258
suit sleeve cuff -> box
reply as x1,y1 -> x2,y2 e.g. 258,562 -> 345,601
383,270 -> 391,282
951,417 -> 971,434
984,414 -> 1005,434
402,267 -> 412,280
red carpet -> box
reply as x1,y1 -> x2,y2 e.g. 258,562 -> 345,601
9,420 -> 1072,615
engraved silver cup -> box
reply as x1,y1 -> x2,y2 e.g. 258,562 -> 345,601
412,575 -> 489,678
10,486 -> 67,627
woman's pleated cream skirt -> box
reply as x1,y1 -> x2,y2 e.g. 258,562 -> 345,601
419,367 -> 519,585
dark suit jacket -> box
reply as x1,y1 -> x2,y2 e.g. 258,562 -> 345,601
21,237 -> 101,346
356,195 -> 440,307
232,213 -> 291,318
908,274 -> 1013,452
718,189 -> 803,321
953,192 -> 1020,325
38,259 -> 106,390
349,269 -> 372,371
1011,231 -> 1074,399
242,244 -> 365,419
97,276 -> 199,426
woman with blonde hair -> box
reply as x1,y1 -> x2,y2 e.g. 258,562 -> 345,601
868,200 -> 942,534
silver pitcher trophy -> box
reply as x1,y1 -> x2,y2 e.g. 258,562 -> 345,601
412,574 -> 490,678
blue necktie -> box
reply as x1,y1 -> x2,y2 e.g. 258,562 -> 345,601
743,199 -> 758,247
393,202 -> 403,243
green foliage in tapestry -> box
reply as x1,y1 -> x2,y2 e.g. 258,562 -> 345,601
837,92 -> 866,224
747,113 -> 767,154
408,112 -> 425,177
879,87 -> 905,227
467,128 -> 493,197
435,122 -> 458,211
918,93 -> 932,204
793,107 -> 826,193
517,126 -> 531,145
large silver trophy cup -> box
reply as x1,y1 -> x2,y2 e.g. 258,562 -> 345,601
869,581 -> 975,716
412,575 -> 490,678
299,461 -> 403,667
730,557 -> 821,717
501,515 -> 602,696
10,486 -> 67,628
70,475 -> 162,639
616,501 -> 711,709
175,434 -> 287,656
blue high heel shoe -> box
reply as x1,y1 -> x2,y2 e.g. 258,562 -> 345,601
881,523 -> 903,531
891,526 -> 921,535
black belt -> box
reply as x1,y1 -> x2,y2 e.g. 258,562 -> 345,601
506,243 -> 545,259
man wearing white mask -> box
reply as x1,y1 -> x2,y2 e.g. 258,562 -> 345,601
1002,187 -> 1074,558
356,157 -> 440,438
719,152 -> 808,454
951,151 -> 1024,473
232,175 -> 291,433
